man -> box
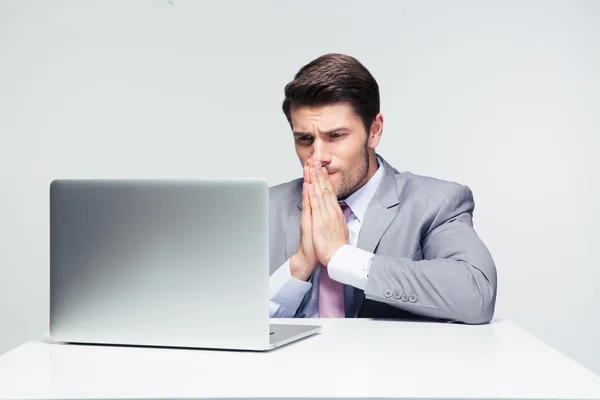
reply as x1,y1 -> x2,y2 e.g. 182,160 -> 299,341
269,53 -> 497,324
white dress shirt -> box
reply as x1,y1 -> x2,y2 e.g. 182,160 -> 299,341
270,157 -> 385,318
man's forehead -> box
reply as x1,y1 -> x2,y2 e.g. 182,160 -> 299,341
290,103 -> 355,131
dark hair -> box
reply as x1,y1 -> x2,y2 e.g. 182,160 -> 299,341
282,53 -> 380,134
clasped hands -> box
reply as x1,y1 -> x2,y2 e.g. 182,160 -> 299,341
290,160 -> 349,282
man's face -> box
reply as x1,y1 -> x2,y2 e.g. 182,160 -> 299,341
290,102 -> 373,200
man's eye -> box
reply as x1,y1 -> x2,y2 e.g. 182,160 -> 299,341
300,135 -> 313,141
330,133 -> 342,138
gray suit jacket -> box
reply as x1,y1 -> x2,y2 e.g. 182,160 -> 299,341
269,154 -> 497,324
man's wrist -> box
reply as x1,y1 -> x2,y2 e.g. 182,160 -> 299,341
289,253 -> 314,282
322,242 -> 347,266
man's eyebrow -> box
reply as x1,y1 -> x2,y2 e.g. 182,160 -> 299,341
293,128 -> 349,136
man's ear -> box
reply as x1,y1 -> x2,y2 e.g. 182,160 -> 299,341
369,113 -> 384,148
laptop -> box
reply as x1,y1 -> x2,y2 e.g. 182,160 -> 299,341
49,178 -> 321,351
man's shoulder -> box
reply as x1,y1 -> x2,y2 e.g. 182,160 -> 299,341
392,169 -> 473,204
380,156 -> 466,193
269,177 -> 303,205
400,170 -> 466,190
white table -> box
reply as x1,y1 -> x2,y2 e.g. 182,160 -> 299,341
0,319 -> 599,400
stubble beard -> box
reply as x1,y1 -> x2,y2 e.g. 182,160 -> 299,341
336,141 -> 371,200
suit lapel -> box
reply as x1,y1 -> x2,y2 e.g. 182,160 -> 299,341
356,158 -> 400,252
353,155 -> 401,316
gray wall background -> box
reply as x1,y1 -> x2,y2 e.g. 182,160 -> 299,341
1,0 -> 599,375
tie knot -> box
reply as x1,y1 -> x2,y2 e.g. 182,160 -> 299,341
339,201 -> 353,221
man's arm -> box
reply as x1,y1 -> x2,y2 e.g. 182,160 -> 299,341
269,258 -> 312,317
361,184 -> 497,324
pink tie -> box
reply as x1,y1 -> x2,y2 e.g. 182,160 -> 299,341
318,202 -> 353,318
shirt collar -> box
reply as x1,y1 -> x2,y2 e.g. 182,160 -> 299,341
340,155 -> 384,223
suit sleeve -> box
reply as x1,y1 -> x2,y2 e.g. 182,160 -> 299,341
362,185 -> 497,324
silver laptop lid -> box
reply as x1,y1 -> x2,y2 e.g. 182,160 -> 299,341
50,178 -> 270,350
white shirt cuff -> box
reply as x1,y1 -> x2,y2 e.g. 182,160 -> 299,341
327,244 -> 374,290
269,258 -> 312,317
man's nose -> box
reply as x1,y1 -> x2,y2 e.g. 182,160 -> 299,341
310,139 -> 331,167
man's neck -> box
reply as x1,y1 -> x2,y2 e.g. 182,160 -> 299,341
361,152 -> 380,185
366,152 -> 379,181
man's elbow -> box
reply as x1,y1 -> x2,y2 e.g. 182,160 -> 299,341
459,306 -> 494,325
452,259 -> 497,325
456,286 -> 496,325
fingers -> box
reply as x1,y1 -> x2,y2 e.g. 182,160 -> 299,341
323,170 -> 343,218
309,183 -> 328,223
308,183 -> 319,218
303,163 -> 311,185
310,163 -> 330,220
310,160 -> 340,219
301,182 -> 312,232
302,160 -> 312,226
317,166 -> 338,217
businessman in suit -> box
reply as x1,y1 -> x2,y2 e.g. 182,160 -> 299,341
269,53 -> 497,324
